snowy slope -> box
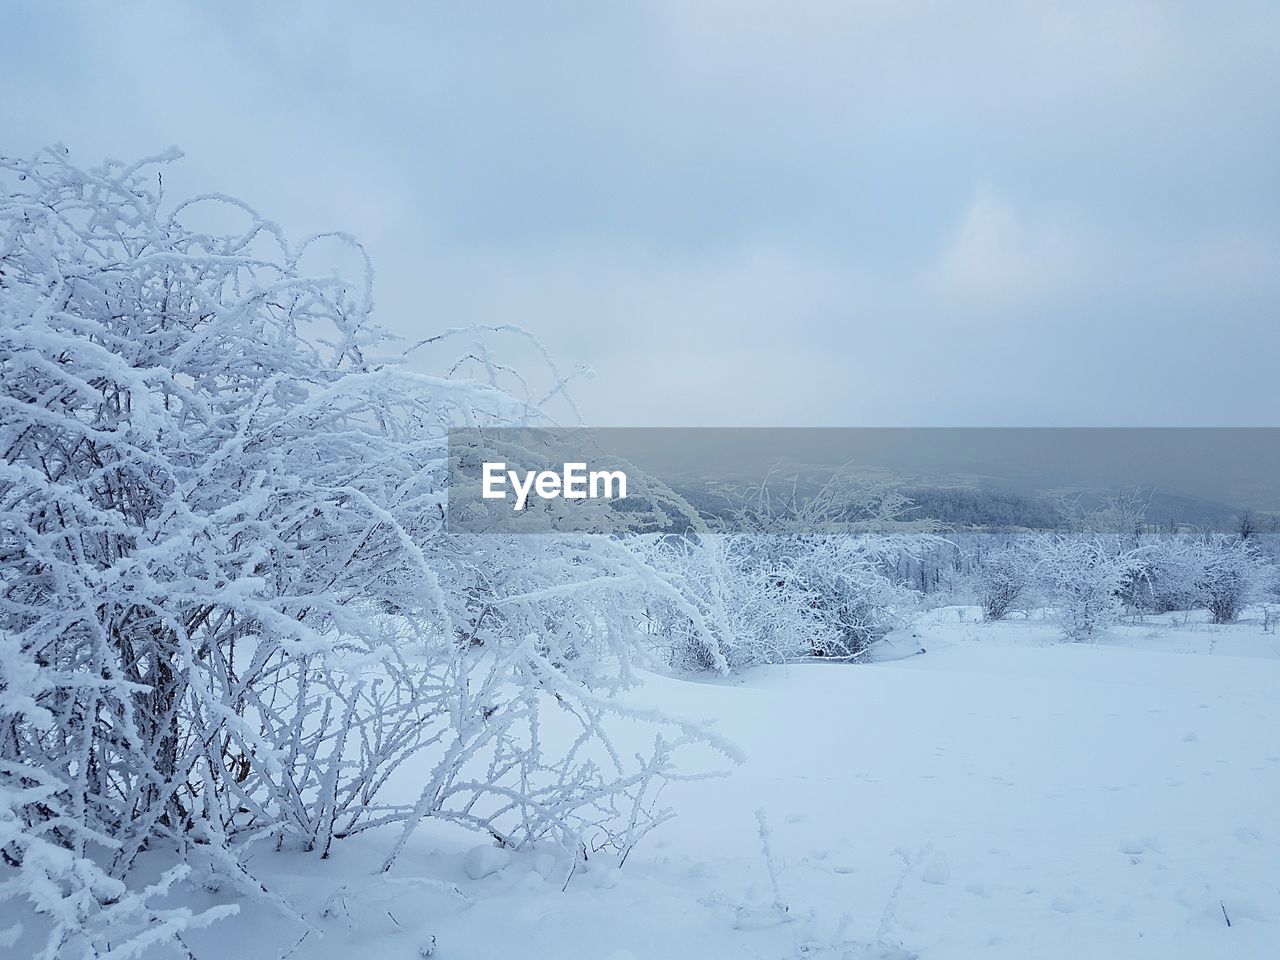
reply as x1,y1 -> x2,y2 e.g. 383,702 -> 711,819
177,614 -> 1280,960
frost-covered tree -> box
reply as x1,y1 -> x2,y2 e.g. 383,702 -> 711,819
733,475 -> 933,659
1120,533 -> 1274,622
0,149 -> 731,958
2,148 -> 452,956
1195,534 -> 1270,624
638,475 -> 932,671
637,534 -> 832,671
1122,536 -> 1205,613
970,541 -> 1035,621
785,534 -> 924,657
1036,536 -> 1130,641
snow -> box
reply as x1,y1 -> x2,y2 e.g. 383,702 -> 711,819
462,846 -> 511,881
7,150 -> 1278,960
167,610 -> 1280,959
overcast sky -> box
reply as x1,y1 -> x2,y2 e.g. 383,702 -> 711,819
6,2 -> 1279,426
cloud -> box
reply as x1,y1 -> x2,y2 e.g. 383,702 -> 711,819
929,191 -> 1084,305
3,1 -> 1280,426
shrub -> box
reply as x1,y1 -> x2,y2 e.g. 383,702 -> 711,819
971,543 -> 1034,621
1036,536 -> 1129,641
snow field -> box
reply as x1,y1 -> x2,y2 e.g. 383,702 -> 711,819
177,611 -> 1280,959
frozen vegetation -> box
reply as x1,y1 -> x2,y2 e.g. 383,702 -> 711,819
3,153 -> 1279,959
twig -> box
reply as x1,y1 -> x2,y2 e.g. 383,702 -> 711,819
281,929 -> 311,959
755,808 -> 788,915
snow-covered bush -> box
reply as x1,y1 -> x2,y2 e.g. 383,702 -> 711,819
734,476 -> 933,660
1122,536 -> 1205,613
1196,535 -> 1270,624
1122,534 -> 1273,622
637,534 -> 835,671
0,149 -> 731,958
637,476 -> 931,672
970,542 -> 1035,621
1036,536 -> 1130,641
3,148 -> 447,956
785,534 -> 923,656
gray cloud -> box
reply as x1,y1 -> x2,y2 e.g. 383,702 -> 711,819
6,0 -> 1279,425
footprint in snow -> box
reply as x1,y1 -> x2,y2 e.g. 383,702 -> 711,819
921,853 -> 951,885
1051,888 -> 1086,913
1119,837 -> 1161,856
1235,825 -> 1263,844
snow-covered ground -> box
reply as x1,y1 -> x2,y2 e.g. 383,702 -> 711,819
178,610 -> 1280,959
